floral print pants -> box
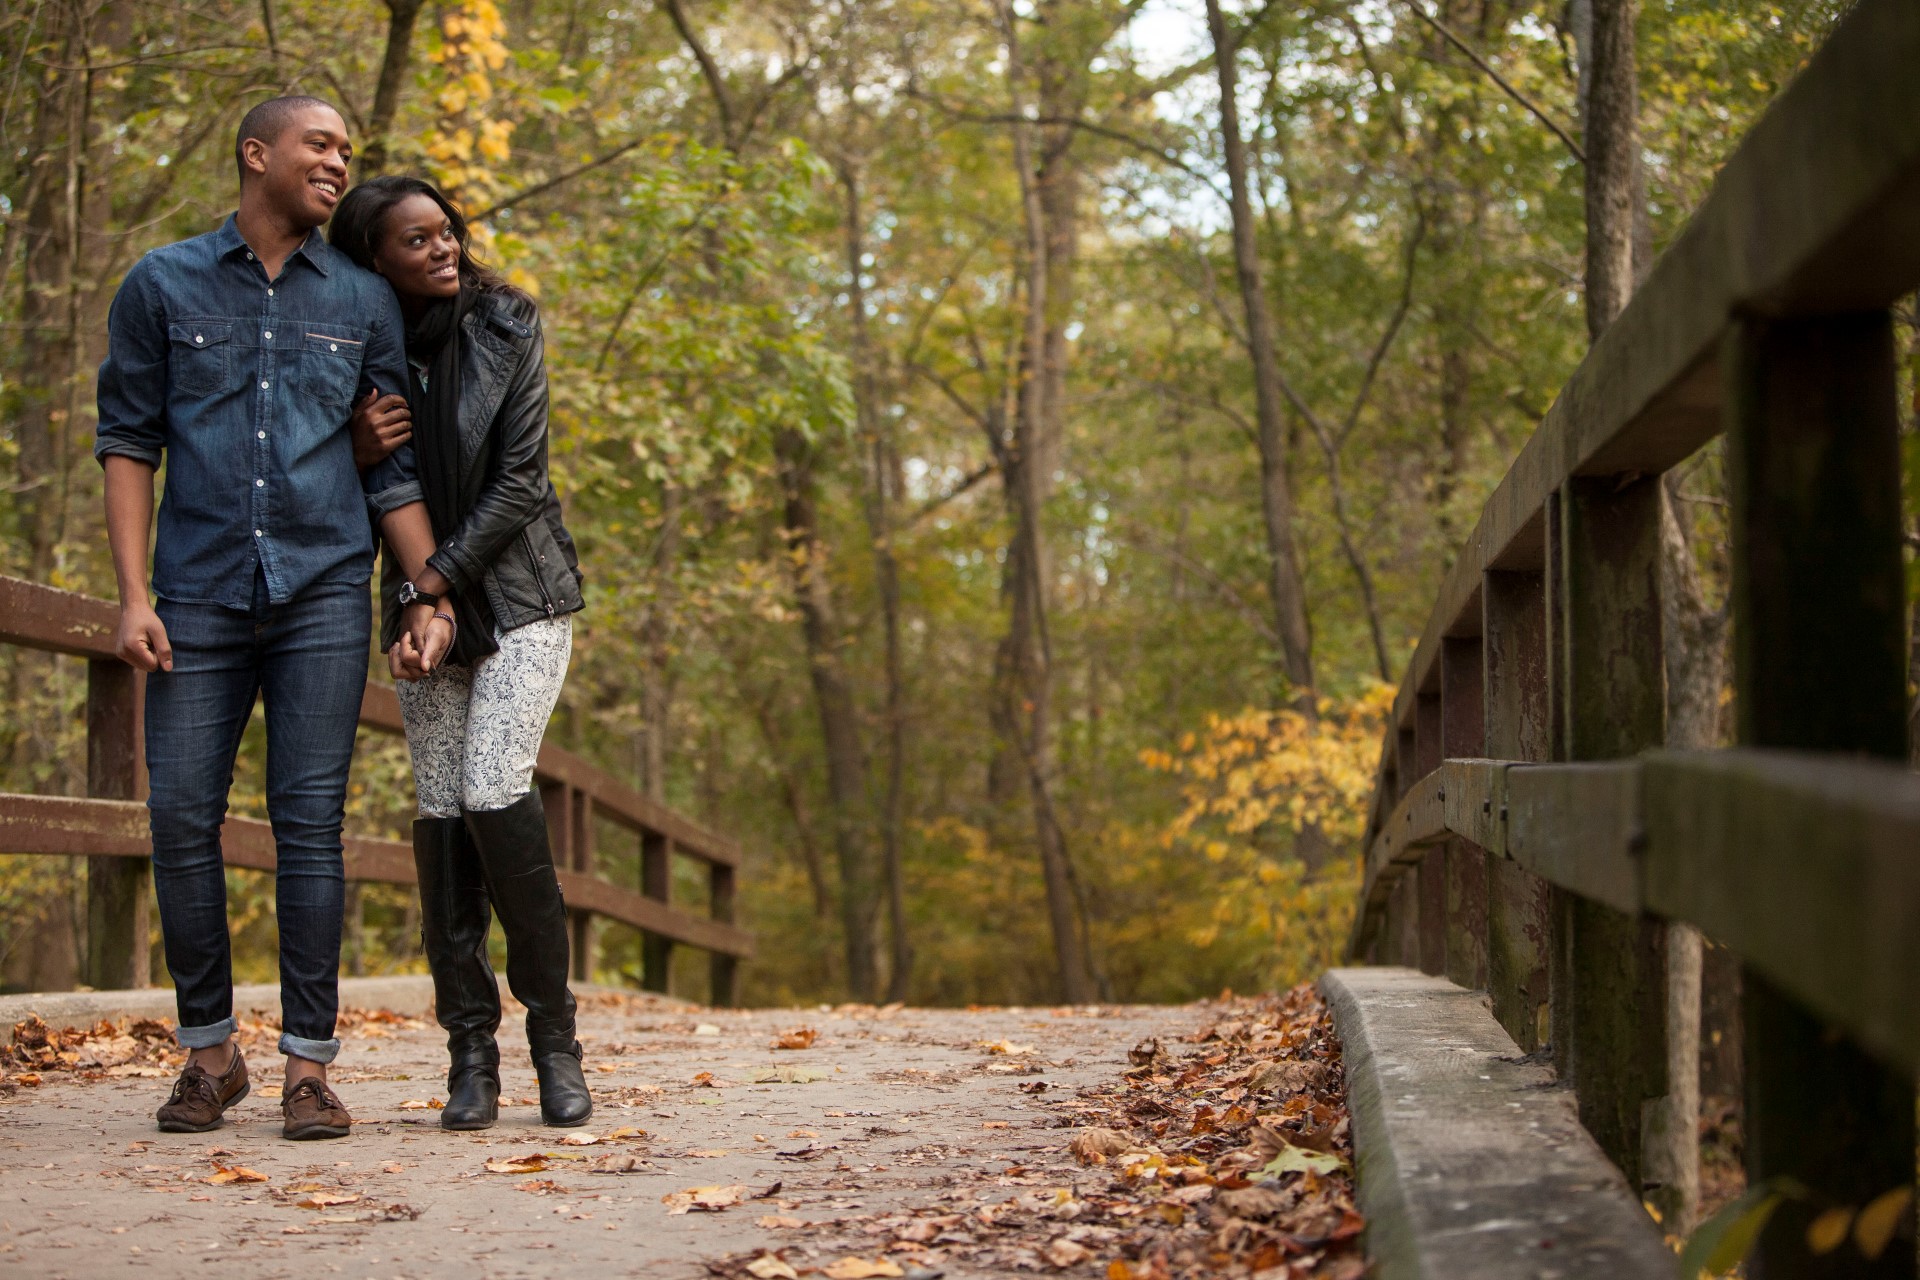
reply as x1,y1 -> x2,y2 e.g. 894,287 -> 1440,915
395,616 -> 572,817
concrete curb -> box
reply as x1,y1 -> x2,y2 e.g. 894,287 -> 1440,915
1319,966 -> 1678,1279
1,977 -> 686,1040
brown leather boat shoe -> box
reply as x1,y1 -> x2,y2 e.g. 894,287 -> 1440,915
281,1076 -> 352,1140
156,1046 -> 249,1133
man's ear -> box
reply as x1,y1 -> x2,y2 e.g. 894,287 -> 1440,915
239,136 -> 271,181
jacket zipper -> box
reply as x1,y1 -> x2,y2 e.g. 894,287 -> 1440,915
523,529 -> 557,617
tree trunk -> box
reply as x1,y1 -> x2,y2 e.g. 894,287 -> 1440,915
1203,0 -> 1315,708
1581,0 -> 1638,340
839,160 -> 914,1003
774,428 -> 881,1002
362,0 -> 426,176
996,1 -> 1095,1004
1582,0 -> 1701,1230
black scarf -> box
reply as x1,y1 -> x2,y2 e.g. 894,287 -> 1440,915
406,288 -> 499,665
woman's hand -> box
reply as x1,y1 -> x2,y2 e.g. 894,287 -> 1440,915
350,388 -> 412,469
399,601 -> 454,678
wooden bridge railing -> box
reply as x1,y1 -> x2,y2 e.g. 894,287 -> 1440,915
1351,0 -> 1917,1271
0,572 -> 751,1004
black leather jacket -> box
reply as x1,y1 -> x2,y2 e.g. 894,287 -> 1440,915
369,292 -> 584,653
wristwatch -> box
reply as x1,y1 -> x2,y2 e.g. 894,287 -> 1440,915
398,581 -> 440,607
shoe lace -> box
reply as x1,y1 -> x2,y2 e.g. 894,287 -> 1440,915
284,1077 -> 333,1110
167,1065 -> 219,1108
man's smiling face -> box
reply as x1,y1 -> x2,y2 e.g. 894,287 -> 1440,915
245,103 -> 352,230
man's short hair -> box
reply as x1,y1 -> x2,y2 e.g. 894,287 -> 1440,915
234,95 -> 339,183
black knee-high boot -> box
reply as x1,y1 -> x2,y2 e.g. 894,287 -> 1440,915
413,816 -> 501,1130
462,791 -> 592,1127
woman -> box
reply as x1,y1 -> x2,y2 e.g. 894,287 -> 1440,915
331,175 -> 589,1130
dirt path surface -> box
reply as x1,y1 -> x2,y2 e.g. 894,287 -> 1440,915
0,995 -> 1199,1279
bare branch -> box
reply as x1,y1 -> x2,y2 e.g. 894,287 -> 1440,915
1407,2 -> 1586,164
469,139 -> 645,222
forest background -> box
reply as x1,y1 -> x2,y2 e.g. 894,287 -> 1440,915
0,0 -> 1892,1008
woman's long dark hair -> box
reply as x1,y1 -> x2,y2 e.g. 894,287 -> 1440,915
329,174 -> 517,298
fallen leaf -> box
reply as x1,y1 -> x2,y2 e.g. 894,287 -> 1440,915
14,1074 -> 40,1087
758,1214 -> 806,1229
978,1039 -> 1035,1056
589,1154 -> 650,1174
786,1128 -> 820,1139
517,1179 -> 567,1195
1260,1143 -> 1347,1177
381,1162 -> 404,1174
981,1121 -> 1010,1130
1045,1237 -> 1091,1268
296,1191 -> 362,1209
774,1028 -> 818,1050
688,1148 -> 731,1158
822,1257 -> 904,1279
750,1066 -> 828,1084
746,1257 -> 801,1280
206,1164 -> 268,1186
559,1132 -> 602,1146
694,1024 -> 721,1036
1855,1187 -> 1913,1261
606,1126 -> 647,1140
1069,1128 -> 1133,1164
1805,1207 -> 1853,1255
484,1156 -> 552,1175
398,1099 -> 434,1110
662,1184 -> 747,1215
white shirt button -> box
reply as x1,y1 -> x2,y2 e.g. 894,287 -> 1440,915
258,430 -> 266,439
263,331 -> 273,340
254,529 -> 263,537
260,380 -> 270,390
194,334 -> 204,344
246,251 -> 254,260
329,343 -> 338,352
267,288 -> 274,297
255,479 -> 264,487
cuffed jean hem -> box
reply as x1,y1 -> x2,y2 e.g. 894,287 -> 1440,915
176,1016 -> 237,1050
279,1032 -> 343,1064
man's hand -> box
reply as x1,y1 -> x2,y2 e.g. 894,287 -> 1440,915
350,388 -> 412,468
401,601 -> 451,677
389,634 -> 426,682
116,601 -> 173,672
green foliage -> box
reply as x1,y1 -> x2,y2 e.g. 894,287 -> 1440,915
0,0 -> 1864,1004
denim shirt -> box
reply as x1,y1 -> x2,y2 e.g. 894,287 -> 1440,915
95,216 -> 422,609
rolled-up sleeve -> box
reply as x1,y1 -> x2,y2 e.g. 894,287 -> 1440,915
95,259 -> 168,469
360,281 -> 423,516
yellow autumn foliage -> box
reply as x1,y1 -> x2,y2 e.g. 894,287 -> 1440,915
1144,682 -> 1394,847
424,0 -> 515,204
1133,683 -> 1394,986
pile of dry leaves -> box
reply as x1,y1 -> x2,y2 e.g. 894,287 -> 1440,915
0,1014 -> 180,1089
704,984 -> 1364,1280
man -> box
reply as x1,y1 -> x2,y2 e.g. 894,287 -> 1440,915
96,96 -> 439,1139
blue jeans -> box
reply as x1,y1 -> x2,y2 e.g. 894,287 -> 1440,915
145,570 -> 369,1063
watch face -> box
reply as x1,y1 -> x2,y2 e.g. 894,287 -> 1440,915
400,583 -> 417,604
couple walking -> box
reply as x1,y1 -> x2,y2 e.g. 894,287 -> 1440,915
97,95 -> 590,1139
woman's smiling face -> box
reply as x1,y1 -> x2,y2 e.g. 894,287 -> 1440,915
372,193 -> 462,302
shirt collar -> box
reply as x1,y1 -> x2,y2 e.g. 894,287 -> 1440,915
214,214 -> 333,277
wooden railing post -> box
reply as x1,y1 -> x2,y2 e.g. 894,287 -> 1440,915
1483,565 -> 1552,1050
1412,691 -> 1445,975
709,863 -> 738,1007
1383,722 -> 1419,965
570,789 -> 594,983
1725,310 -> 1915,1279
84,659 -> 148,989
1439,635 -> 1487,991
1554,473 -> 1668,1192
640,830 -> 673,994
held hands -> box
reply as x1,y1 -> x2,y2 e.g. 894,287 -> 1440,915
350,388 -> 412,469
389,602 -> 453,681
116,601 -> 173,673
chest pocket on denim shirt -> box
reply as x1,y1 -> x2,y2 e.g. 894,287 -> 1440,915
298,327 -> 368,413
168,321 -> 231,400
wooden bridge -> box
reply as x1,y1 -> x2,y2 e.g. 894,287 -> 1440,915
0,572 -> 752,1003
1324,0 -> 1920,1276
